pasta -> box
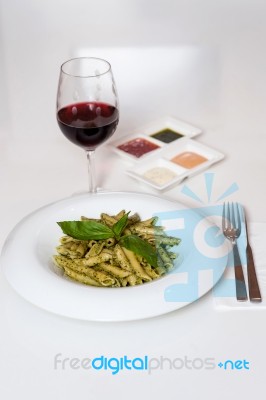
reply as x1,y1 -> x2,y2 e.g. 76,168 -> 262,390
53,210 -> 181,288
121,247 -> 152,282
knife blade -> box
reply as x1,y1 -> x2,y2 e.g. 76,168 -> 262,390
244,211 -> 262,302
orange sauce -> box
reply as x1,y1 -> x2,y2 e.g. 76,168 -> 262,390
171,151 -> 208,169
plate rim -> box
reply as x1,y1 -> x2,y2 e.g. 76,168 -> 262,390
1,191 -> 227,322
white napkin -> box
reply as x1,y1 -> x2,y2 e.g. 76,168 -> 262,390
213,223 -> 266,309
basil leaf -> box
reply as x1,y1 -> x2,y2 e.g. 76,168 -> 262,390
112,212 -> 129,240
57,221 -> 114,240
119,234 -> 158,267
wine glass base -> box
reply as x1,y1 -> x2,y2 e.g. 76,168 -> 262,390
70,187 -> 109,196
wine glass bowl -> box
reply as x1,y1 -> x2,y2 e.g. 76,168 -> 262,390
56,57 -> 119,192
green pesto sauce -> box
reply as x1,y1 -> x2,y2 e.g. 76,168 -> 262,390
151,129 -> 183,143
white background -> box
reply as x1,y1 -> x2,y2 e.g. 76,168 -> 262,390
1,0 -> 266,221
0,1 -> 266,399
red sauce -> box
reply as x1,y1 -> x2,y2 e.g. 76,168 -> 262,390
117,138 -> 160,158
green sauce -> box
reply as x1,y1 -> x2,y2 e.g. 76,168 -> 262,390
151,129 -> 183,143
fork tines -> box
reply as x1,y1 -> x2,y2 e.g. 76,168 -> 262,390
222,202 -> 248,301
222,202 -> 242,241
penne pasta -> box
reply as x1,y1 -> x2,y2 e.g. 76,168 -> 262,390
127,213 -> 141,225
157,246 -> 174,270
53,209 -> 181,288
100,213 -> 118,227
84,251 -> 113,267
56,241 -> 88,259
63,266 -> 101,286
104,238 -> 116,247
87,269 -> 116,287
122,247 -> 152,282
88,239 -> 98,249
130,225 -> 165,236
155,235 -> 181,246
98,262 -> 131,279
86,242 -> 104,257
120,277 -> 129,287
114,244 -> 132,271
136,216 -> 158,227
113,210 -> 126,220
143,264 -> 160,279
127,274 -> 139,286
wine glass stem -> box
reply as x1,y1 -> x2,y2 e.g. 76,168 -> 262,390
86,150 -> 97,193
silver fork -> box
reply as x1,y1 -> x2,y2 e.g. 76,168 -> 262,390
222,203 -> 248,301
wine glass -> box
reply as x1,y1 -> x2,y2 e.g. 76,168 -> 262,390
56,57 -> 119,193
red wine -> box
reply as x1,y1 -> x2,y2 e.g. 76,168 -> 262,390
57,102 -> 119,150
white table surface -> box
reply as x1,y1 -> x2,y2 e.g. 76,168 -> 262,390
1,2 -> 266,398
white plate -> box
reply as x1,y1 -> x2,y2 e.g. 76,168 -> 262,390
1,192 -> 228,321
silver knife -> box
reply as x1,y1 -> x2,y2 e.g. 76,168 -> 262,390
243,209 -> 262,302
